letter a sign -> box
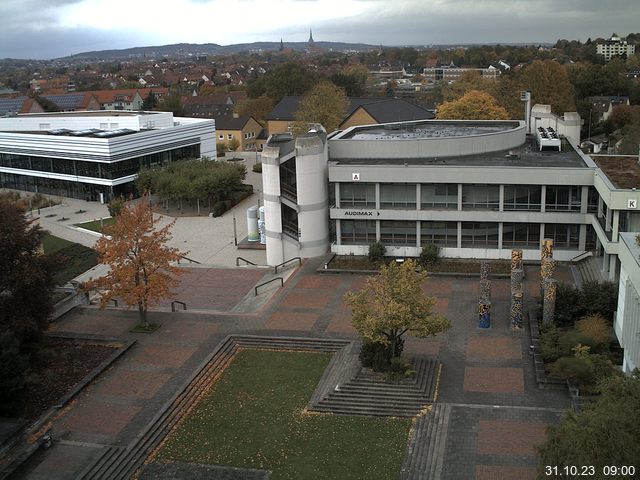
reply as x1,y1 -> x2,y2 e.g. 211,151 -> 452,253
352,173 -> 360,181
628,199 -> 637,209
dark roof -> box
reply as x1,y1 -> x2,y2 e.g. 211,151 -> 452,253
348,98 -> 435,124
266,96 -> 434,123
42,93 -> 87,110
0,97 -> 28,116
214,114 -> 255,130
593,156 -> 640,189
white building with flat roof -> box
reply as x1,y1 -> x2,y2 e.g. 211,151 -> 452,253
0,111 -> 215,202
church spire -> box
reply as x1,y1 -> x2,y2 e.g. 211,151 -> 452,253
308,29 -> 315,46
279,38 -> 284,52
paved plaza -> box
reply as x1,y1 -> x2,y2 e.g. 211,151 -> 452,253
9,188 -> 572,479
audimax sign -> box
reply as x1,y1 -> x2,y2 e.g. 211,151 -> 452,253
344,211 -> 380,216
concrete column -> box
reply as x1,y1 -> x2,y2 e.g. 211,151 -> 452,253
416,184 -> 421,211
605,206 -> 612,232
499,185 -> 504,212
457,221 -> 462,249
262,145 -> 284,266
580,185 -> 589,214
602,252 -> 609,275
335,182 -> 340,208
539,224 -> 545,249
612,210 -> 620,241
579,224 -> 587,251
609,254 -> 617,281
375,183 -> 380,210
498,222 -> 503,250
376,220 -> 381,241
457,184 -> 463,211
335,220 -> 341,246
416,221 -> 421,247
540,185 -> 546,213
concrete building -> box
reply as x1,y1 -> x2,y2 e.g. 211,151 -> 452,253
596,35 -> 636,61
423,65 -> 501,83
614,233 -> 640,373
260,109 -> 640,283
0,110 -> 215,202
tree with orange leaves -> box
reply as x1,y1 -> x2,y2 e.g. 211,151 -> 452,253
84,195 -> 185,328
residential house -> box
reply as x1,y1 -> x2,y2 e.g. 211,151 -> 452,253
0,97 -> 45,116
215,114 -> 263,151
585,96 -> 630,124
41,92 -> 101,112
182,92 -> 247,118
266,96 -> 435,136
596,35 -> 636,61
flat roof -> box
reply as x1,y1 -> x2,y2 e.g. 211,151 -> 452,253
330,137 -> 587,168
338,120 -> 520,140
593,156 -> 640,189
11,110 -> 155,118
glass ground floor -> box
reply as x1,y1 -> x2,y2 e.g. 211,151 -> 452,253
0,172 -> 135,202
335,219 -> 598,251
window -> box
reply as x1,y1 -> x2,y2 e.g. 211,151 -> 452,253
587,186 -> 598,213
462,185 -> 500,210
545,186 -> 581,211
380,183 -> 416,209
340,183 -> 376,208
341,220 -> 376,245
219,135 -> 224,140
227,134 -> 233,140
544,224 -> 579,249
421,184 -> 457,209
380,221 -> 416,246
461,222 -> 499,248
502,223 -> 540,248
503,185 -> 542,211
421,221 -> 457,247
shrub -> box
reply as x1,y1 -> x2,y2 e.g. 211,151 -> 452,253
576,314 -> 611,348
558,330 -> 599,356
107,196 -> 125,217
359,337 -> 405,372
553,283 -> 584,328
419,243 -> 440,266
549,356 -> 594,387
580,280 -> 618,322
386,356 -> 415,380
216,142 -> 227,156
368,241 -> 386,263
540,324 -> 563,363
252,162 -> 262,173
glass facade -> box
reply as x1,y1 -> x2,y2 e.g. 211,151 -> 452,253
545,186 -> 581,211
461,222 -> 499,248
502,222 -> 540,248
503,185 -> 542,211
380,183 -> 416,209
462,185 -> 500,210
545,223 -> 580,249
420,221 -> 457,247
420,184 -> 457,209
380,221 -> 416,246
339,183 -> 376,208
340,220 -> 376,245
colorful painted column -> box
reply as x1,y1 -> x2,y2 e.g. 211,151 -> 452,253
511,291 -> 523,329
542,279 -> 557,325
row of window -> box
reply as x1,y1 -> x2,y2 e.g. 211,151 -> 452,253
336,183 -> 597,212
217,131 -> 256,141
0,145 -> 200,180
339,220 -> 588,249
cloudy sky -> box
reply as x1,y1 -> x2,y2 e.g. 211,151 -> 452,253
1,0 -> 639,59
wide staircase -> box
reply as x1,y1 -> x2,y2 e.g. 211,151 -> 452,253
308,354 -> 441,418
573,255 -> 603,286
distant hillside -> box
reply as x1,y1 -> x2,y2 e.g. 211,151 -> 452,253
63,41 -> 379,60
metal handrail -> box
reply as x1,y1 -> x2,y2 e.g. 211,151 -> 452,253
177,255 -> 201,265
274,256 -> 302,274
569,251 -> 593,264
254,277 -> 283,296
236,256 -> 258,266
171,300 -> 187,312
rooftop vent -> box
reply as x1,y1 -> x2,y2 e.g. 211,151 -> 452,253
535,127 -> 561,151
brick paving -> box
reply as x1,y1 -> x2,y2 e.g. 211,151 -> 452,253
22,259 -> 575,480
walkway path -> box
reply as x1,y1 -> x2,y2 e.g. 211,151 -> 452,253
12,258 -> 572,480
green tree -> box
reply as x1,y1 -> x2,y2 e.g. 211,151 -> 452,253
436,90 -> 510,120
159,92 -> 184,116
0,331 -> 29,416
344,259 -> 451,359
141,90 -> 157,110
0,199 -> 53,349
228,138 -> 240,151
249,62 -> 319,103
234,95 -> 273,124
519,60 -> 576,114
536,372 -> 640,478
293,81 -> 348,134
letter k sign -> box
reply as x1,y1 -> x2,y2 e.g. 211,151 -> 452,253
629,199 -> 637,209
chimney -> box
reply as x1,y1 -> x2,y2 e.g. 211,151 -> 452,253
233,112 -> 239,119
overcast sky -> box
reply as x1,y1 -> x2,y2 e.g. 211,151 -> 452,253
1,0 -> 639,59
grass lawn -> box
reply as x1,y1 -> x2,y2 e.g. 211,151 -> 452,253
74,217 -> 115,233
43,234 -> 98,285
156,349 -> 411,479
